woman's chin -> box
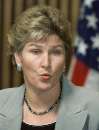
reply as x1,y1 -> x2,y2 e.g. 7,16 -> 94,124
36,84 -> 52,92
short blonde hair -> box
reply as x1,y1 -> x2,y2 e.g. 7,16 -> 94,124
8,5 -> 72,73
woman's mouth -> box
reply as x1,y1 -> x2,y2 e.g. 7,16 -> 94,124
40,74 -> 51,81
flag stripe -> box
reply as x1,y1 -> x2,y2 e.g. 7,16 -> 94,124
71,59 -> 89,86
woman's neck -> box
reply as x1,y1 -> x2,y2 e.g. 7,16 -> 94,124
24,82 -> 61,112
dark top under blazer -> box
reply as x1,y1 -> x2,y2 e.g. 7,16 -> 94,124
0,76 -> 99,130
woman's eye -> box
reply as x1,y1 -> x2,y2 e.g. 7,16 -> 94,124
31,49 -> 42,54
52,50 -> 63,55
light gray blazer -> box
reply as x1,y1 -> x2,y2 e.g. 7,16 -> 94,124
0,77 -> 99,130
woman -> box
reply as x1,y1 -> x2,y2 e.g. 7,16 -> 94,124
0,5 -> 99,130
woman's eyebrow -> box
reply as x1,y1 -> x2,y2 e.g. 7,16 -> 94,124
27,43 -> 64,49
27,43 -> 43,48
52,44 -> 64,48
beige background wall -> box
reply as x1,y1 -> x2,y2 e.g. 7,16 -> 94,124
0,0 -> 80,89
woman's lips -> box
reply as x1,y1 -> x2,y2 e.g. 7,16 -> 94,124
40,74 -> 51,80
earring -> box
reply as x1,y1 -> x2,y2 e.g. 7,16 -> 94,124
16,64 -> 22,71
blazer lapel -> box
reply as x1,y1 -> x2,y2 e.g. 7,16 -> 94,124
55,77 -> 88,130
0,85 -> 25,130
55,103 -> 88,130
0,114 -> 22,130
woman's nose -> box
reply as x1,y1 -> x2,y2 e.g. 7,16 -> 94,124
41,53 -> 50,68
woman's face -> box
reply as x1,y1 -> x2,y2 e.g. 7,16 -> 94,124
15,34 -> 65,91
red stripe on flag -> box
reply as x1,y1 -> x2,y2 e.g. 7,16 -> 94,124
71,60 -> 89,86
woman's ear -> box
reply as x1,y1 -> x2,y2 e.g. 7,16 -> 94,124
14,52 -> 22,71
14,52 -> 22,66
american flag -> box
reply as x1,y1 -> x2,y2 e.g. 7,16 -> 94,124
68,0 -> 99,90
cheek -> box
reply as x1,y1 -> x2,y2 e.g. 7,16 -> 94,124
21,59 -> 33,76
21,54 -> 37,69
21,57 -> 41,79
52,58 -> 65,74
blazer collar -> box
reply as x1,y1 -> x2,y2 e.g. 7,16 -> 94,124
55,76 -> 88,130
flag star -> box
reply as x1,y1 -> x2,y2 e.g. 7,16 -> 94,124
77,41 -> 88,55
86,14 -> 98,29
84,0 -> 93,7
74,36 -> 81,47
91,34 -> 99,49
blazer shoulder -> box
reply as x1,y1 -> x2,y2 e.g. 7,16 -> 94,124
87,90 -> 99,111
0,85 -> 23,96
80,88 -> 99,120
0,85 -> 24,107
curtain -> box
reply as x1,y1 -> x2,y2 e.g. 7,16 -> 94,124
0,0 -> 80,89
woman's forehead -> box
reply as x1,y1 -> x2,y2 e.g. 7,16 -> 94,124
25,34 -> 64,47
